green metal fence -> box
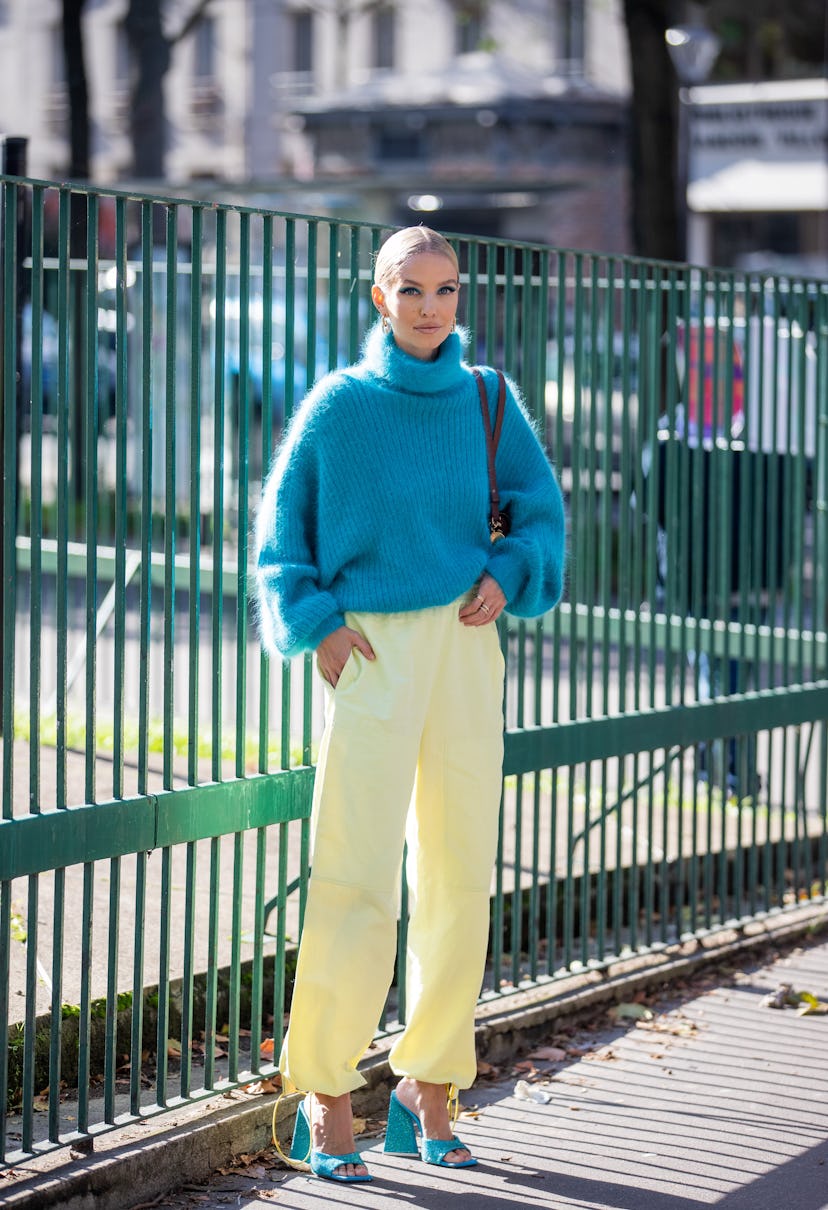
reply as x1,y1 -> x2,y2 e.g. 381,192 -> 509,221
1,174 -> 827,1164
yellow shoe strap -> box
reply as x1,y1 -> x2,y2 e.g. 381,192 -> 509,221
446,1082 -> 460,1129
271,1081 -> 311,1168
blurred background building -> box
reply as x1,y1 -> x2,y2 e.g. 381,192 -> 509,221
0,0 -> 631,252
1,1 -> 827,269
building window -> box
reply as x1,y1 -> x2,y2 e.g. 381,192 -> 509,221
378,128 -> 423,160
454,3 -> 484,55
292,10 -> 314,73
372,7 -> 395,70
193,15 -> 216,80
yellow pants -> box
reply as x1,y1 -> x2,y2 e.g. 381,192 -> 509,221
279,596 -> 505,1097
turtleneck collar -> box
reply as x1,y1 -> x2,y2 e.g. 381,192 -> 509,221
358,319 -> 470,396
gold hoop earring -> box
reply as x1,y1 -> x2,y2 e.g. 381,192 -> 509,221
381,315 -> 390,334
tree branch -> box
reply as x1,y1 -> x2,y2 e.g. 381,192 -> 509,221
170,0 -> 215,45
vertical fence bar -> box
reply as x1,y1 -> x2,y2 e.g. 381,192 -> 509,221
20,874 -> 39,1151
2,179 -> 18,810
77,860 -> 94,1132
47,867 -> 65,1142
548,249 -> 565,972
228,832 -> 243,1081
235,213 -> 250,779
816,289 -> 828,907
613,258 -> 633,956
347,225 -> 361,363
279,219 -> 295,781
258,214 -> 273,775
661,267 -> 680,942
203,837 -> 221,1089
298,220 -> 318,932
156,846 -> 172,1107
138,202 -> 154,796
130,853 -> 147,1115
180,840 -> 197,1099
249,827 -> 267,1073
188,206 -> 203,787
83,194 -> 99,806
103,855 -> 121,1123
272,823 -> 289,1058
212,210 -> 227,784
112,197 -> 129,800
163,206 -> 177,791
28,186 -> 44,813
55,190 -> 71,809
597,255 -> 615,959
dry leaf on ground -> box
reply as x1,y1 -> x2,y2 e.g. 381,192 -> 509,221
527,1046 -> 568,1062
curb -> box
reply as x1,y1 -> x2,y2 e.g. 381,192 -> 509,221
3,903 -> 825,1209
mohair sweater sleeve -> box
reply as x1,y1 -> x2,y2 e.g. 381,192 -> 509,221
254,376 -> 347,659
481,372 -> 566,618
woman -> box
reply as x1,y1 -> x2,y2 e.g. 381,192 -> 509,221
255,225 -> 565,1183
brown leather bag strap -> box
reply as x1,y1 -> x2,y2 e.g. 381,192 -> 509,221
473,368 -> 507,534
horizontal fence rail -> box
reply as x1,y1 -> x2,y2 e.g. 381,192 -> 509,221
1,173 -> 827,1164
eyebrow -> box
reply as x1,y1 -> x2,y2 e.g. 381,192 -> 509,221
399,276 -> 459,286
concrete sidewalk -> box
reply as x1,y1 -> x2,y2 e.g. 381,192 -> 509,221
7,921 -> 825,1210
156,928 -> 828,1210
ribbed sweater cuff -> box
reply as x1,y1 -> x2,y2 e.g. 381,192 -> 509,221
485,546 -> 524,605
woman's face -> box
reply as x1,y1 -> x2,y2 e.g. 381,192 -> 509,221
371,252 -> 460,361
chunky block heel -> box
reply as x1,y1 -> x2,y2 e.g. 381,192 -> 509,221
289,1097 -> 311,1163
383,1091 -> 420,1155
383,1089 -> 477,1167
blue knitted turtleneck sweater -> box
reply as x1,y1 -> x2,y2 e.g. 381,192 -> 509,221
255,321 -> 565,659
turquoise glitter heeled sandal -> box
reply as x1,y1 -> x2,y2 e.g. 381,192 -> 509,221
383,1089 -> 477,1168
288,1096 -> 372,1183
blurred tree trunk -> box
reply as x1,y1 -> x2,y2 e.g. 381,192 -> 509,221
62,0 -> 89,180
125,0 -> 169,181
62,0 -> 89,512
125,0 -> 214,182
622,0 -> 683,262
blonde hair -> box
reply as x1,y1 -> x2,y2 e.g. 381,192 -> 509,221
373,226 -> 459,288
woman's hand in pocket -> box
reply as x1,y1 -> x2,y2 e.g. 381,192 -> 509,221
316,626 -> 375,687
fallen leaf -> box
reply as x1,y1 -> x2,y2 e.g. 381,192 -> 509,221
585,1047 -> 618,1062
513,1060 -> 538,1074
477,1060 -> 500,1078
528,1046 -> 567,1063
260,1038 -> 276,1058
